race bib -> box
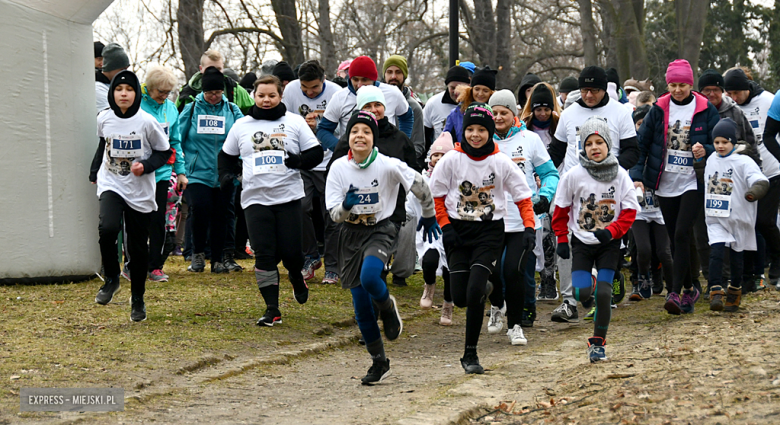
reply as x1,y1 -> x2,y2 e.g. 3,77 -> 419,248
705,193 -> 730,217
252,150 -> 287,175
110,134 -> 143,158
643,190 -> 659,213
665,149 -> 693,174
352,187 -> 380,214
197,115 -> 225,134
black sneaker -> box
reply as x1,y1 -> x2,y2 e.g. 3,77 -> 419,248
223,251 -> 244,272
379,295 -> 403,341
361,358 -> 391,385
290,275 -> 309,304
520,304 -> 536,327
551,301 -> 579,323
211,261 -> 230,274
95,276 -> 121,305
392,275 -> 407,287
187,252 -> 206,272
256,308 -> 282,326
612,273 -> 625,304
130,296 -> 147,322
460,352 -> 484,374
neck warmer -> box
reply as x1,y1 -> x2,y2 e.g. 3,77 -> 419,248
442,89 -> 458,105
348,147 -> 379,169
249,103 -> 287,121
461,139 -> 496,158
108,70 -> 142,119
532,118 -> 551,129
671,93 -> 694,106
578,150 -> 619,182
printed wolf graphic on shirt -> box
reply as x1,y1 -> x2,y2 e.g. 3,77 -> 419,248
577,190 -> 616,231
510,145 -> 527,173
298,100 -> 328,127
456,178 -> 496,221
667,119 -> 692,151
104,137 -> 135,177
706,170 -> 734,196
346,179 -> 380,226
252,130 -> 287,152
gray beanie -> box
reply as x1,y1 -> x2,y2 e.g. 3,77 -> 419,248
101,43 -> 130,72
578,116 -> 612,152
488,89 -> 518,117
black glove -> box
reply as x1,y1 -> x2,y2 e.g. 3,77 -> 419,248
533,196 -> 550,215
219,173 -> 236,192
285,152 -> 302,169
556,241 -> 570,259
522,227 -> 536,251
594,229 -> 613,244
441,224 -> 463,251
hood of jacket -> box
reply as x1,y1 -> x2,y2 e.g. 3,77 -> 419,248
108,70 -> 142,118
745,80 -> 765,105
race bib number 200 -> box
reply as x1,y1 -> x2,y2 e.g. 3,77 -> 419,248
705,194 -> 730,217
252,150 -> 287,175
665,149 -> 693,174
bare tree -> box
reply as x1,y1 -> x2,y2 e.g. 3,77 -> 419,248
270,0 -> 305,65
177,0 -> 205,78
579,0 -> 599,66
676,0 -> 709,79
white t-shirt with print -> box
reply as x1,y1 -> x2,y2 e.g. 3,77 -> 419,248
423,91 -> 458,141
656,100 -> 698,197
429,150 -> 533,223
554,98 -> 637,175
222,112 -> 320,208
554,165 -> 639,245
282,79 -> 341,172
737,90 -> 780,178
496,130 -> 550,232
322,82 -> 410,134
636,188 -> 664,224
96,109 -> 170,213
704,153 -> 768,251
326,152 -> 416,226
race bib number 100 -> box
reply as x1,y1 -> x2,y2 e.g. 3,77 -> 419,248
665,149 -> 694,174
110,135 -> 142,158
352,187 -> 380,214
705,194 -> 730,217
197,115 -> 225,134
252,150 -> 287,175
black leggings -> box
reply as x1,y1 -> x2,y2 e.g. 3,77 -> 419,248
148,179 -> 170,271
185,183 -> 234,263
422,249 -> 451,302
488,232 -> 528,328
658,190 -> 703,293
99,191 -> 151,297
757,176 -> 780,279
632,220 -> 673,285
244,200 -> 305,283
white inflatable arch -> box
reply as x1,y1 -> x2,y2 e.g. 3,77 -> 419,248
1,0 -> 114,283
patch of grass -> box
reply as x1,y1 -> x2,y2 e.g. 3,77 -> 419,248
0,256 -> 429,418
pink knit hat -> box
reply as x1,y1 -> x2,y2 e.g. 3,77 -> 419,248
666,59 -> 694,86
430,132 -> 454,155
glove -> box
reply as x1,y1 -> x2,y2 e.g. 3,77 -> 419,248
745,180 -> 769,202
417,216 -> 442,243
342,185 -> 360,210
533,196 -> 550,215
594,229 -> 613,244
522,227 -> 536,251
219,173 -> 236,192
284,152 -> 302,169
556,241 -> 570,259
441,224 -> 463,250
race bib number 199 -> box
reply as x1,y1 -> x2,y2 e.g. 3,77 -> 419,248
197,115 -> 225,134
665,149 -> 693,174
352,187 -> 380,214
705,194 -> 730,217
252,150 -> 287,175
110,135 -> 142,158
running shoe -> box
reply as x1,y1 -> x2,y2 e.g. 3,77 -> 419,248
487,305 -> 505,334
551,300 -> 578,323
639,274 -> 653,299
148,269 -> 169,282
520,304 -> 536,328
584,306 -> 595,321
709,286 -> 724,311
361,358 -> 391,385
440,301 -> 454,326
187,252 -> 206,272
587,337 -> 608,363
95,276 -> 121,305
420,284 -> 435,309
460,352 -> 484,374
171,245 -> 183,256
537,280 -> 558,301
507,324 -> 527,346
290,274 -> 309,304
210,261 -> 229,274
628,281 -> 643,301
256,308 -> 282,327
680,287 -> 699,314
223,251 -> 244,272
130,296 -> 147,322
612,273 -> 625,304
379,295 -> 403,340
301,257 -> 322,281
322,271 -> 339,285
664,292 -> 682,315
756,275 -> 768,291
121,265 -> 131,281
724,286 -> 742,312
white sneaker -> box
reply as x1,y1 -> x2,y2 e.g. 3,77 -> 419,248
440,301 -> 454,326
420,284 -> 435,309
507,324 -> 527,346
487,305 -> 504,334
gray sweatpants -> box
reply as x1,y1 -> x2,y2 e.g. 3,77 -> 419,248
390,214 -> 417,279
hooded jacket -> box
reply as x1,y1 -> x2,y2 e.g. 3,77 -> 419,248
178,92 -> 244,188
517,73 -> 542,107
175,71 -> 254,114
402,85 -> 426,160
630,92 -> 719,191
716,95 -> 756,147
140,84 -> 185,183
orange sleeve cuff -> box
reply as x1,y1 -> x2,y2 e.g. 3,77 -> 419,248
516,198 -> 535,229
435,197 -> 451,228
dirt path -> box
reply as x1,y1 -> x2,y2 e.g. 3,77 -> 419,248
35,290 -> 780,425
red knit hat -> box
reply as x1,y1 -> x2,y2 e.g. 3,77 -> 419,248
348,56 -> 378,81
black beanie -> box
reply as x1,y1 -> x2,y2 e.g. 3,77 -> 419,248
724,69 -> 750,92
558,76 -> 578,93
202,66 -> 224,92
445,65 -> 471,85
94,41 -> 105,58
239,72 -> 257,92
698,69 -> 724,92
632,104 -> 651,124
606,68 -> 620,86
108,70 -> 142,118
530,84 -> 555,110
713,117 -> 738,145
346,110 -> 379,142
273,61 -> 296,82
471,67 -> 497,91
462,103 -> 495,140
579,66 -> 608,91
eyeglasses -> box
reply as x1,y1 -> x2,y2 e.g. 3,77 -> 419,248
580,88 -> 603,95
204,90 -> 223,97
701,88 -> 721,95
155,89 -> 172,96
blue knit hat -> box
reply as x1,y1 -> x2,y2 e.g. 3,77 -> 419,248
356,85 -> 385,111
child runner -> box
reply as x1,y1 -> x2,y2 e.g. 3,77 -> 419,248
429,103 -> 536,373
326,110 -> 440,384
90,70 -> 172,322
705,118 -> 769,311
552,116 -> 639,362
218,75 -> 324,326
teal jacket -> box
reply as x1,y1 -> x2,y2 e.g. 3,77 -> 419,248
140,84 -> 185,183
178,92 -> 243,188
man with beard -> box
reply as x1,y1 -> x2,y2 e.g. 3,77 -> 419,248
384,55 -> 425,163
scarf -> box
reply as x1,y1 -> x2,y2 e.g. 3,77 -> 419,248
348,147 -> 379,169
461,139 -> 496,158
578,150 -> 619,182
249,103 -> 287,120
532,118 -> 551,129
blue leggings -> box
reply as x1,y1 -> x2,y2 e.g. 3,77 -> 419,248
350,255 -> 390,345
573,269 -> 615,340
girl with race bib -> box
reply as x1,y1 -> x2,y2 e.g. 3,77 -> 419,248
89,70 -> 172,322
704,118 -> 768,312
219,75 -> 324,327
631,59 -> 719,315
326,110 -> 440,385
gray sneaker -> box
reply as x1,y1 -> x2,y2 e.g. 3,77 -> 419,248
551,300 -> 579,323
95,276 -> 121,305
188,252 -> 206,272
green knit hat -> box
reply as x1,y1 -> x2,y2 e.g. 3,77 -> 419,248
383,55 -> 408,79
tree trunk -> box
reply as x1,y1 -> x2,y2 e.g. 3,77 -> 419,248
771,0 -> 780,87
675,0 -> 709,80
270,0 -> 305,65
611,0 -> 649,79
317,0 -> 337,77
467,0 -> 496,66
579,0 -> 599,66
177,0 -> 205,79
494,0 -> 512,88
